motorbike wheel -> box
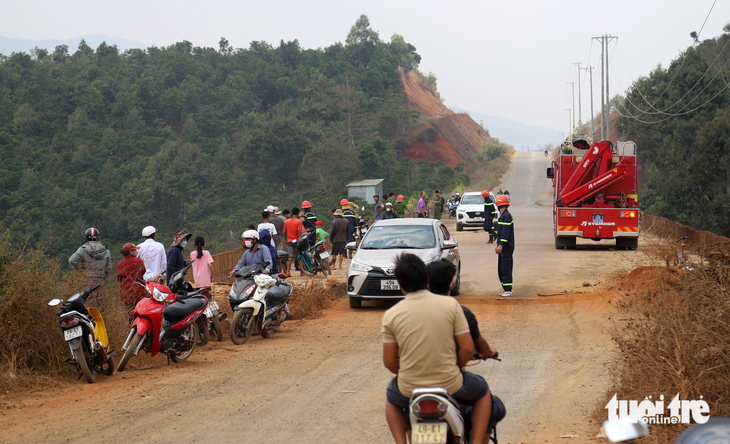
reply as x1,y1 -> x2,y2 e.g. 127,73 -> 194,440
297,254 -> 315,276
320,257 -> 332,276
75,341 -> 96,384
170,323 -> 197,363
116,331 -> 142,372
230,308 -> 254,345
195,317 -> 209,346
210,316 -> 224,342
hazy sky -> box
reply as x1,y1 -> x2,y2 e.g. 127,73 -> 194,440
2,0 -> 728,133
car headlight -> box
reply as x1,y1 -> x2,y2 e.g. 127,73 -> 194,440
350,261 -> 373,272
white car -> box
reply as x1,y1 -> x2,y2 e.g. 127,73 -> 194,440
456,191 -> 497,231
346,218 -> 461,308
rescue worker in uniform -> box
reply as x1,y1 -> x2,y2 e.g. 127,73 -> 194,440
482,190 -> 498,243
495,195 -> 514,297
301,200 -> 318,246
341,198 -> 357,259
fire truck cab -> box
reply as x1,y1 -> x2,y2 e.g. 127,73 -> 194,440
547,136 -> 640,250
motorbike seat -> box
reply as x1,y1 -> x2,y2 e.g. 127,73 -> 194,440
265,283 -> 292,304
277,250 -> 289,259
163,297 -> 206,323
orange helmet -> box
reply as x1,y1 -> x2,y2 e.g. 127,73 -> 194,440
397,194 -> 404,201
495,195 -> 510,207
340,199 -> 349,206
481,190 -> 489,197
301,200 -> 312,209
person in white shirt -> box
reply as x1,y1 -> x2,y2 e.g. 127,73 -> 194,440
137,225 -> 167,280
257,211 -> 277,247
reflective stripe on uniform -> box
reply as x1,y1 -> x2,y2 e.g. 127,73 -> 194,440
502,283 -> 512,286
498,221 -> 513,225
500,239 -> 508,242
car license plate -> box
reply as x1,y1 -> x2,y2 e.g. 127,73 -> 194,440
593,213 -> 604,224
412,422 -> 447,443
474,217 -> 484,221
381,280 -> 400,290
63,326 -> 82,341
209,300 -> 219,311
319,251 -> 330,259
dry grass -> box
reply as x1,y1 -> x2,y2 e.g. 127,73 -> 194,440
287,275 -> 345,320
604,242 -> 730,441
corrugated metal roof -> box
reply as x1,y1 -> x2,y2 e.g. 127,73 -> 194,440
346,179 -> 385,187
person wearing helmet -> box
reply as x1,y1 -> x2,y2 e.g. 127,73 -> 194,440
166,229 -> 192,285
482,190 -> 498,243
315,220 -> 329,243
382,202 -> 398,219
340,198 -> 356,244
69,228 -> 112,285
301,201 -> 318,233
137,226 -> 167,281
230,229 -> 272,276
393,195 -> 407,218
494,195 -> 514,297
453,192 -> 461,204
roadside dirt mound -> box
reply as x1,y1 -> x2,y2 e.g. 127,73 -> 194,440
398,71 -> 491,166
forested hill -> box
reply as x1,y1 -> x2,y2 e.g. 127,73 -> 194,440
0,15 -> 480,258
616,24 -> 730,236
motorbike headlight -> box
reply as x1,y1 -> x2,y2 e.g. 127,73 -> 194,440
229,286 -> 236,298
152,287 -> 167,302
350,261 -> 373,272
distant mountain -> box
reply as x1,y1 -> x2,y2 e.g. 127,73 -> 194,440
0,35 -> 148,56
455,108 -> 563,151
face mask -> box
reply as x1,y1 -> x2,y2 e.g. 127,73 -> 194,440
180,241 -> 187,248
244,240 -> 253,248
387,208 -> 392,212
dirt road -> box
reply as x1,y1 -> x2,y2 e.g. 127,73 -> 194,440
1,152 -> 647,443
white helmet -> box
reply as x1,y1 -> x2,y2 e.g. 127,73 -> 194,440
142,226 -> 157,237
455,193 -> 461,196
242,229 -> 259,240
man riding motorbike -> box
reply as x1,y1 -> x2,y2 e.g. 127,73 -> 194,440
382,254 -> 492,444
229,230 -> 272,277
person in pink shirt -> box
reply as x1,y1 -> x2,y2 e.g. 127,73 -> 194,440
417,192 -> 427,218
190,236 -> 214,288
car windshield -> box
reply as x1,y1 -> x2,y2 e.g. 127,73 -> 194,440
460,195 -> 483,205
361,225 -> 436,249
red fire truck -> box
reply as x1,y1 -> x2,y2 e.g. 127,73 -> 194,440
547,136 -> 640,250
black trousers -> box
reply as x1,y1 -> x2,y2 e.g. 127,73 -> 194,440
484,217 -> 494,234
497,247 -> 513,291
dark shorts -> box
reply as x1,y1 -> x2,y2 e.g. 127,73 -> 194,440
332,242 -> 346,256
386,370 -> 489,409
287,242 -> 297,257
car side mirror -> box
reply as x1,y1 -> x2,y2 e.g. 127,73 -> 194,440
442,239 -> 457,249
48,299 -> 62,306
346,241 -> 357,250
547,167 -> 554,179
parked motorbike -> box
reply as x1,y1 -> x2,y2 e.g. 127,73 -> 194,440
408,353 -> 505,444
48,284 -> 115,383
296,233 -> 331,276
229,266 -> 294,344
200,287 -> 225,342
447,199 -> 458,219
354,216 -> 369,245
116,263 -> 209,371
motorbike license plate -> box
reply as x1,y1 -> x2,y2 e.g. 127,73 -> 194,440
204,307 -> 213,317
63,326 -> 83,341
209,300 -> 219,311
319,251 -> 330,259
381,280 -> 400,290
412,422 -> 447,443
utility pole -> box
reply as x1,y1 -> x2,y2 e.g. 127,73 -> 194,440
592,34 -> 617,141
565,108 -> 572,134
578,65 -> 594,139
567,82 -> 575,131
572,62 -> 582,127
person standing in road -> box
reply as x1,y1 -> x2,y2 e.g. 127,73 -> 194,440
167,229 -> 191,285
434,190 -> 445,220
258,210 -> 277,247
268,206 -> 285,251
393,194 -> 407,218
330,209 -> 349,270
341,199 -> 356,243
284,207 -> 306,276
301,201 -> 318,233
374,194 -> 383,221
482,190 -> 498,243
69,227 -> 112,286
417,192 -> 427,218
494,195 -> 514,297
382,202 -> 398,219
190,236 -> 214,288
137,226 -> 167,281
116,243 -> 145,320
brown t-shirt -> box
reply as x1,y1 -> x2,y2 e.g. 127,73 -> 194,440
382,289 -> 470,396
330,217 -> 349,243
